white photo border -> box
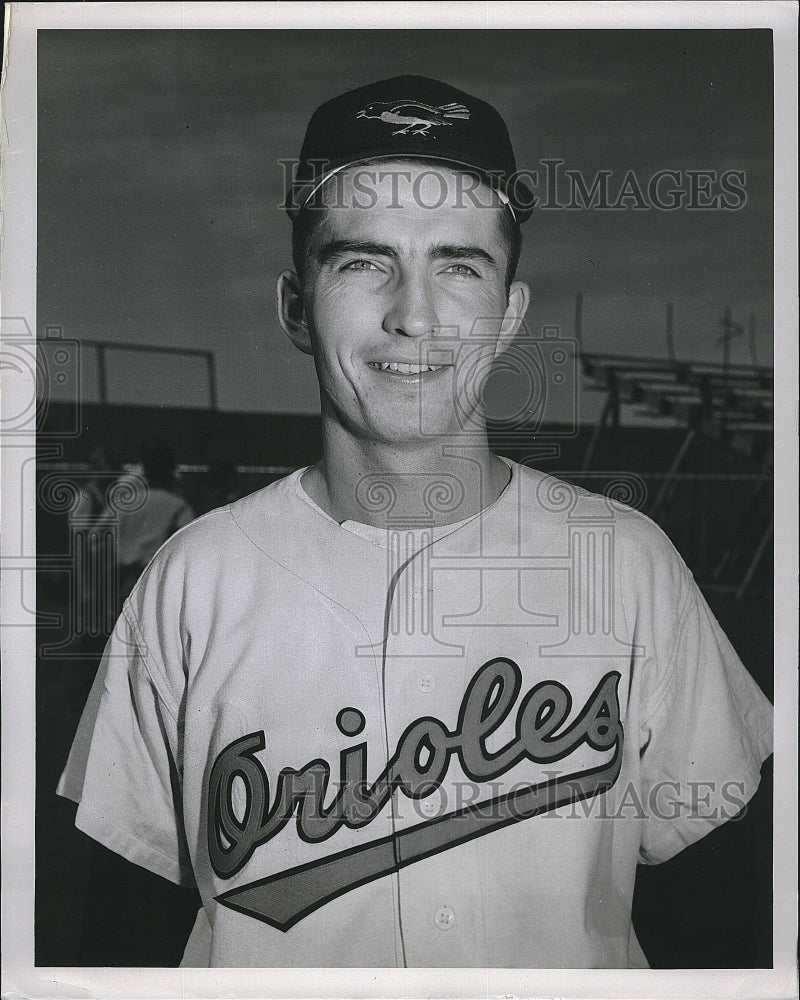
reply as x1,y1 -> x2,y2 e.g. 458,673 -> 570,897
2,2 -> 797,998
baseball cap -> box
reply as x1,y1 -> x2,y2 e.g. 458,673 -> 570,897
284,75 -> 534,223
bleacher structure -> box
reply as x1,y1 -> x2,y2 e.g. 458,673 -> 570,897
575,295 -> 773,599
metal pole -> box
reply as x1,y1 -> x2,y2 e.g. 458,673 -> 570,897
651,426 -> 696,517
720,306 -> 732,428
206,352 -> 218,411
748,313 -> 758,368
665,302 -> 675,365
736,516 -> 773,600
722,306 -> 731,386
96,343 -> 107,405
609,371 -> 620,469
581,388 -> 611,472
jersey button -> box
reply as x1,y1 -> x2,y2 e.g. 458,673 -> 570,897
434,905 -> 455,931
417,674 -> 434,693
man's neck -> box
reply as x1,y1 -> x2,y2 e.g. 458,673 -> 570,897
301,424 -> 511,528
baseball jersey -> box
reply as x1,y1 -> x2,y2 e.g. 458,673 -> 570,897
57,459 -> 773,968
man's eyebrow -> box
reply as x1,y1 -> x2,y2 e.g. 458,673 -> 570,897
430,244 -> 499,268
314,240 -> 399,265
313,240 -> 500,270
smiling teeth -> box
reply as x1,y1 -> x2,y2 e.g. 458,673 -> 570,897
375,363 -> 443,374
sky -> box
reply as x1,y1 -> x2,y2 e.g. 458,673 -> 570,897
37,28 -> 774,416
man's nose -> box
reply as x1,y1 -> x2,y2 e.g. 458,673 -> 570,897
382,271 -> 438,339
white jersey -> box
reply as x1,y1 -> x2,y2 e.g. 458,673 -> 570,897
58,460 -> 773,968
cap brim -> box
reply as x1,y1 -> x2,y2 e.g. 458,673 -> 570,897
285,154 -> 534,223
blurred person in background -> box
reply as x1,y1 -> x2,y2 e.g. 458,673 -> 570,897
69,441 -> 122,525
106,436 -> 195,606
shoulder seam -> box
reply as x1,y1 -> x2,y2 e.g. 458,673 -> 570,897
120,601 -> 182,723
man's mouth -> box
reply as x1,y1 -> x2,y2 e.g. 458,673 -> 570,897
368,362 -> 445,375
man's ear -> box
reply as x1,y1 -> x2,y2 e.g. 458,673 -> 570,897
277,269 -> 314,356
495,280 -> 531,359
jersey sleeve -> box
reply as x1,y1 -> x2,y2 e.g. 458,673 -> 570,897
637,570 -> 773,865
56,603 -> 195,887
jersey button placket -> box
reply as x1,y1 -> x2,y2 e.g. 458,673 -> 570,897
416,673 -> 434,693
434,905 -> 456,931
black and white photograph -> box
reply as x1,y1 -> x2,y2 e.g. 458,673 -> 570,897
1,3 -> 797,998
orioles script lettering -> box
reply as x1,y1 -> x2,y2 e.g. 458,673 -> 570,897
208,657 -> 623,880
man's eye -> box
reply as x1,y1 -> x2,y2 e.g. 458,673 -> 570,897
343,260 -> 380,271
445,263 -> 479,276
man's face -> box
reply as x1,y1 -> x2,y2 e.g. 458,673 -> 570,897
279,160 -> 529,446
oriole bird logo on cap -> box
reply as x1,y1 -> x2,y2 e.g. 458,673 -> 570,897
356,99 -> 471,136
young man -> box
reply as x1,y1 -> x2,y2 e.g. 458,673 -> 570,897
58,76 -> 773,968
